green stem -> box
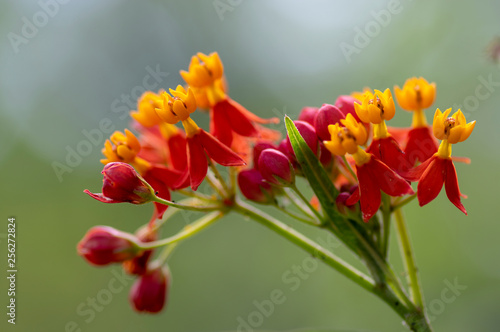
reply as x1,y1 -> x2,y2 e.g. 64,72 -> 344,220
392,193 -> 417,211
177,189 -> 215,202
381,193 -> 392,258
394,208 -> 424,310
155,242 -> 179,265
205,171 -> 227,198
273,202 -> 319,226
152,195 -> 222,212
139,211 -> 224,250
283,188 -> 317,220
208,158 -> 231,196
290,184 -> 324,223
342,155 -> 358,181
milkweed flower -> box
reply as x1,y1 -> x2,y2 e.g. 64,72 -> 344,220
84,162 -> 155,204
404,108 -> 475,214
324,114 -> 413,222
394,77 -> 438,165
98,129 -> 183,220
77,226 -> 141,266
154,85 -> 246,190
181,52 -> 278,147
354,88 -> 409,174
130,266 -> 170,313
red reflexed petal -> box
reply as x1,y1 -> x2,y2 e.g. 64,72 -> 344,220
232,98 -> 279,125
368,157 -> 414,197
451,156 -> 471,164
210,105 -> 234,146
83,190 -> 122,203
404,127 -> 438,166
143,172 -> 172,222
356,164 -> 382,222
147,165 -> 185,189
417,156 -> 446,207
167,134 -> 188,171
186,136 -> 208,191
345,186 -> 360,206
367,137 -> 409,174
216,98 -> 259,138
198,130 -> 246,166
387,126 -> 410,148
444,159 -> 467,215
401,155 -> 435,182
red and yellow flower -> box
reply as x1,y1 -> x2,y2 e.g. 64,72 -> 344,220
181,52 -> 278,147
354,89 -> 409,174
404,108 -> 475,214
394,77 -> 438,165
324,114 -> 413,221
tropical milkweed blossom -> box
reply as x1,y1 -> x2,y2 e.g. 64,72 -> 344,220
78,51 -> 476,331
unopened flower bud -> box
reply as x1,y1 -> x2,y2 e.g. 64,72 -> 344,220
130,266 -> 170,313
298,107 -> 319,125
84,162 -> 155,204
77,226 -> 140,266
237,169 -> 275,204
252,141 -> 277,169
314,104 -> 345,141
335,95 -> 362,123
286,121 -> 319,156
258,149 -> 295,186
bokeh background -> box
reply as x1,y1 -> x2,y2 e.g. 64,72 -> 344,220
1,0 -> 499,331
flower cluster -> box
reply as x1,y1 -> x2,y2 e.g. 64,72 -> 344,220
79,51 -> 475,317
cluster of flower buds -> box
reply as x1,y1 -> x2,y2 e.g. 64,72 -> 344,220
79,49 -> 476,316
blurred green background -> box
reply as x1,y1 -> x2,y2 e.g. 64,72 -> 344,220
1,0 -> 499,331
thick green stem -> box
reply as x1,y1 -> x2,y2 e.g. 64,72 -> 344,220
394,208 -> 425,310
235,200 -> 433,331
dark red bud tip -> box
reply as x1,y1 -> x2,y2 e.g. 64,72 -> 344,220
130,266 -> 169,314
252,142 -> 277,170
298,107 -> 319,125
86,162 -> 155,204
77,226 -> 140,266
334,95 -> 362,123
286,121 -> 319,157
123,226 -> 158,276
314,104 -> 345,141
258,149 -> 295,186
237,169 -> 275,204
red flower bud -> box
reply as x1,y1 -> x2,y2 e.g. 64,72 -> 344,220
298,106 -> 319,125
258,149 -> 295,186
77,226 -> 140,266
84,162 -> 155,204
334,95 -> 362,123
252,141 -> 277,169
314,104 -> 345,141
237,169 -> 275,204
286,121 -> 319,156
123,226 -> 158,275
130,266 -> 170,313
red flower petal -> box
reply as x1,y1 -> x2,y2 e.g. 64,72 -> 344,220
356,163 -> 382,222
186,135 -> 208,191
401,155 -> 434,182
368,157 -> 414,197
367,137 -> 409,174
143,171 -> 172,222
345,186 -> 360,206
387,126 -> 410,148
210,105 -> 234,146
417,156 -> 446,207
223,99 -> 259,137
167,133 -> 188,171
84,190 -> 122,203
404,126 -> 438,166
198,130 -> 246,166
444,159 -> 467,215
